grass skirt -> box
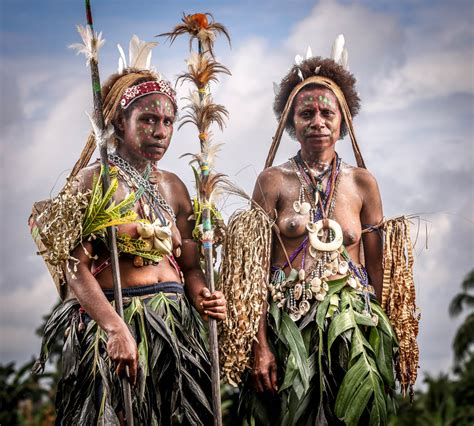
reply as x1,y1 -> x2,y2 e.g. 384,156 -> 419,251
34,293 -> 213,425
239,277 -> 398,426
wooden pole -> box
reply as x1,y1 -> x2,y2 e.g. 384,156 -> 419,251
84,1 -> 134,424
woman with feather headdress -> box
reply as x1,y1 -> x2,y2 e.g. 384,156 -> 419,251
32,35 -> 226,425
219,35 -> 418,425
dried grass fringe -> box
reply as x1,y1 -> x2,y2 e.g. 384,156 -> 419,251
382,216 -> 420,399
217,208 -> 272,386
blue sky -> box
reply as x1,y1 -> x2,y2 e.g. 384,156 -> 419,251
1,0 -> 473,392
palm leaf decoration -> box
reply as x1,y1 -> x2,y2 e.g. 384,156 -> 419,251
81,166 -> 137,238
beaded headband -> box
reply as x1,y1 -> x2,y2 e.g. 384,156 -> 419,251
120,80 -> 177,110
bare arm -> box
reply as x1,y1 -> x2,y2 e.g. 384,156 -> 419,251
171,175 -> 226,321
359,170 -> 384,300
65,165 -> 138,383
66,242 -> 139,384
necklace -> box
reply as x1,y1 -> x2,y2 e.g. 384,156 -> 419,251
108,153 -> 176,223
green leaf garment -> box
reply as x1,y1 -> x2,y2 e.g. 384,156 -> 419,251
239,276 -> 398,426
34,293 -> 213,425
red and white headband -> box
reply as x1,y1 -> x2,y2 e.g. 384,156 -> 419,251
120,80 -> 177,110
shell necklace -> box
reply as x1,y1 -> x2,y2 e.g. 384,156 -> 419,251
269,153 -> 361,321
108,153 -> 176,266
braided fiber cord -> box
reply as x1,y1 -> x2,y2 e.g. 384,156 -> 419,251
382,217 -> 419,399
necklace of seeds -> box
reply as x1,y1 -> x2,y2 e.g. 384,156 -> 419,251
109,153 -> 176,224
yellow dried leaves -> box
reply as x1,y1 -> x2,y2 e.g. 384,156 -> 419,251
217,208 -> 272,386
382,216 -> 420,399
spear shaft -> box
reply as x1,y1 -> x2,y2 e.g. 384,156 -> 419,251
198,40 -> 223,426
84,1 -> 134,424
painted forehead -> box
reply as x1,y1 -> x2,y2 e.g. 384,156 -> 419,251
295,87 -> 338,108
131,93 -> 176,115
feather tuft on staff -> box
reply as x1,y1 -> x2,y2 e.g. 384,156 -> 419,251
69,24 -> 105,66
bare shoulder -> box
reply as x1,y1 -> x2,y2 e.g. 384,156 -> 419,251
255,161 -> 292,190
341,162 -> 379,191
159,169 -> 188,193
73,161 -> 101,192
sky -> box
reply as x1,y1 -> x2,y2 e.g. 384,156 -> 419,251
0,0 -> 473,391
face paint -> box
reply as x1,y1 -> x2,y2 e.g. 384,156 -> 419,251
291,87 -> 342,154
118,93 -> 176,164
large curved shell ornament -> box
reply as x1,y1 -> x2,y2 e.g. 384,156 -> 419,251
309,245 -> 317,258
308,219 -> 343,252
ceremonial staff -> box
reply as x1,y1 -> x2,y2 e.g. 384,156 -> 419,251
72,1 -> 134,423
160,13 -> 231,425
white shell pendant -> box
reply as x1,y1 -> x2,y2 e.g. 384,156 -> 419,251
299,202 -> 311,215
347,277 -> 357,289
310,277 -> 321,293
293,200 -> 301,213
294,283 -> 303,300
299,301 -> 311,315
298,269 -> 306,281
290,312 -> 302,321
309,246 -> 317,258
339,261 -> 349,275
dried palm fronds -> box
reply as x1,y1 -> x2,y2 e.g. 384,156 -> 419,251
382,216 -> 420,399
218,208 -> 273,385
177,53 -> 231,90
158,12 -> 231,57
29,167 -> 138,297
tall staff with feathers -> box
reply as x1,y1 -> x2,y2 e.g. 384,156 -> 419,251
70,1 -> 134,424
160,13 -> 231,425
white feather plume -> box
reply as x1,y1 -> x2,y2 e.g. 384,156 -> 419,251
129,35 -> 158,69
297,68 -> 304,81
117,43 -> 127,71
69,25 -> 105,66
306,46 -> 313,59
341,48 -> 349,70
294,54 -> 304,66
330,34 -> 345,65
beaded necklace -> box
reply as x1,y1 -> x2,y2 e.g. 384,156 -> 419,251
108,153 -> 176,223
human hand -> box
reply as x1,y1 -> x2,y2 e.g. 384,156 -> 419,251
252,344 -> 278,394
107,324 -> 138,386
196,287 -> 227,321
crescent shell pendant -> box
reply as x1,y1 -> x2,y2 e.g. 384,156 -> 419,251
308,219 -> 344,252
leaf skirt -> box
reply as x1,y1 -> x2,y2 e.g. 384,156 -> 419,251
239,277 -> 399,426
34,293 -> 213,425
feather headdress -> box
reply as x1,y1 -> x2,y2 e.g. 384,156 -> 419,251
117,34 -> 158,74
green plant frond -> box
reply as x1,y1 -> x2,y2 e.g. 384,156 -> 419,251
280,312 -> 310,392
